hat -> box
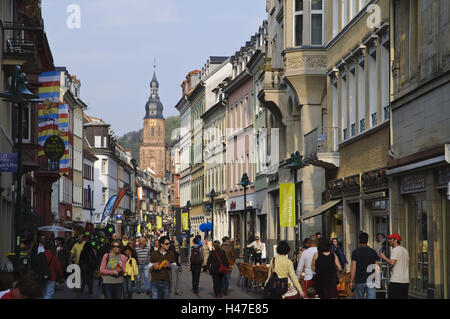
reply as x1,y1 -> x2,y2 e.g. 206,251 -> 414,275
386,233 -> 402,242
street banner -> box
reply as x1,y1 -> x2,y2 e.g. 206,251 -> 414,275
111,188 -> 126,217
147,223 -> 152,230
280,183 -> 296,228
157,216 -> 162,230
101,195 -> 117,224
88,185 -> 93,220
137,225 -> 141,235
0,153 -> 17,172
57,104 -> 70,175
182,212 -> 189,231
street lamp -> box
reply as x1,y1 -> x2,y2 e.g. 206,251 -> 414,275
207,188 -> 220,241
285,151 -> 305,254
238,173 -> 251,251
0,66 -> 41,270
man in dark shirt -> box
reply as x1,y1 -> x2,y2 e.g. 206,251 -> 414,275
149,236 -> 176,299
350,232 -> 379,299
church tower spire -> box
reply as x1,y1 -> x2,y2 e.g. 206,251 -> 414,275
145,60 -> 164,119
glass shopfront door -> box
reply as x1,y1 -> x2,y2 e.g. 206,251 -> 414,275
406,194 -> 429,297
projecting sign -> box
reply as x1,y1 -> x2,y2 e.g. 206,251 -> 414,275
43,135 -> 65,161
0,153 -> 17,172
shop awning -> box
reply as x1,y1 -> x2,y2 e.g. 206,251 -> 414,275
300,199 -> 342,222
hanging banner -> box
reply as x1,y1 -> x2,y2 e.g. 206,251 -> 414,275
182,212 -> 189,231
101,195 -> 118,224
111,188 -> 126,217
147,223 -> 152,230
137,225 -> 141,235
156,216 -> 163,230
280,183 -> 296,228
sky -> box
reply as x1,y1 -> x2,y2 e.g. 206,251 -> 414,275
41,0 -> 267,136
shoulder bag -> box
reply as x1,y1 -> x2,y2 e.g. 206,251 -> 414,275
263,258 -> 288,299
214,250 -> 229,275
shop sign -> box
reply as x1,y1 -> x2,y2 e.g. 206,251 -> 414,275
400,173 -> 426,194
43,135 -> 65,161
0,153 -> 17,172
437,166 -> 450,189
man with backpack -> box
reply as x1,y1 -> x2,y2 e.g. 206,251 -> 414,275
188,236 -> 203,294
38,241 -> 64,299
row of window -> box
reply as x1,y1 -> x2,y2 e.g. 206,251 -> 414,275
294,0 -> 370,47
331,37 -> 390,142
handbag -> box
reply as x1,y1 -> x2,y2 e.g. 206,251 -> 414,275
263,258 -> 288,299
215,250 -> 229,275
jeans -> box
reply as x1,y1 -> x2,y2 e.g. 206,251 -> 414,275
123,276 -> 133,299
222,268 -> 232,292
354,283 -> 376,299
103,283 -> 123,299
136,264 -> 151,293
151,280 -> 170,299
43,281 -> 56,299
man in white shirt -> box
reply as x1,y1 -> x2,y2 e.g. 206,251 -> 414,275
379,233 -> 409,299
296,235 -> 318,294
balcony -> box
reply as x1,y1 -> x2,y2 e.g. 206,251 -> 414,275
303,127 -> 339,169
362,167 -> 388,193
1,22 -> 39,66
257,57 -> 287,121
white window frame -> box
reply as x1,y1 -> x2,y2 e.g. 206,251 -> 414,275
294,0 -> 304,47
341,0 -> 348,29
310,0 -> 324,46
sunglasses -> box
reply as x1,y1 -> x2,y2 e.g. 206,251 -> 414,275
112,245 -> 120,248
163,242 -> 170,245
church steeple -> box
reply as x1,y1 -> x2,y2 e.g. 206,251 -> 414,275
145,61 -> 164,119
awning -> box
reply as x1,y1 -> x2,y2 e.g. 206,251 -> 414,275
300,199 -> 342,222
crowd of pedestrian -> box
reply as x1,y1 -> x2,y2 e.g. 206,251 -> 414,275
1,226 -> 410,300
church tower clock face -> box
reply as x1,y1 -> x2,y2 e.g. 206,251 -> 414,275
149,119 -> 156,126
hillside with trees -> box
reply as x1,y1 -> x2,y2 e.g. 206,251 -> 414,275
116,115 -> 180,166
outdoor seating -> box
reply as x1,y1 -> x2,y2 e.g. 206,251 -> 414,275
242,263 -> 255,292
252,265 -> 269,294
337,272 -> 354,299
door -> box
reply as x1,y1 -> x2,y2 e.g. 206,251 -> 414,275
406,194 -> 428,297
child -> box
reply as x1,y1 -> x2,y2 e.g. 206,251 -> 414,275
306,287 -> 320,299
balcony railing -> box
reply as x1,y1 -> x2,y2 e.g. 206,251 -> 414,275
304,127 -> 339,160
1,22 -> 39,57
362,167 -> 388,192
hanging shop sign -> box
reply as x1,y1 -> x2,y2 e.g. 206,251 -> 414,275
43,135 -> 65,161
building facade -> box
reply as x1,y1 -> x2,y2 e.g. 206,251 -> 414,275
387,0 -> 450,299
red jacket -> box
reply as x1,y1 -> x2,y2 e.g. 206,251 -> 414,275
45,250 -> 64,282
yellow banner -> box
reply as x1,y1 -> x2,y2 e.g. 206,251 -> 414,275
280,183 -> 296,228
147,223 -> 152,230
137,225 -> 141,234
182,212 -> 189,231
157,216 -> 162,229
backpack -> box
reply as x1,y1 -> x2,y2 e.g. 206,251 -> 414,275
32,252 -> 53,282
263,258 -> 288,299
190,247 -> 202,265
